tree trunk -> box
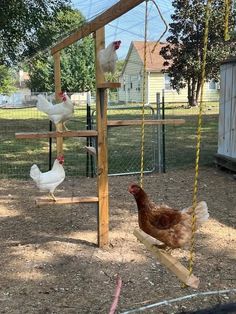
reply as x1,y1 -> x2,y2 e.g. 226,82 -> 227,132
188,79 -> 198,106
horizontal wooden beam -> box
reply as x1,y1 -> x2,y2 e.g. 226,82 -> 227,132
85,146 -> 97,156
36,196 -> 99,206
16,130 -> 98,139
133,229 -> 199,289
51,0 -> 145,54
107,119 -> 185,127
97,82 -> 121,89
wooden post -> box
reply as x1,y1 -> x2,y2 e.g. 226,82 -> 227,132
95,27 -> 109,247
53,51 -> 63,156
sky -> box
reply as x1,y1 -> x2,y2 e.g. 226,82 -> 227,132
71,0 -> 173,59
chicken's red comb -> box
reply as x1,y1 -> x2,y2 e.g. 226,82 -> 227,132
57,155 -> 65,164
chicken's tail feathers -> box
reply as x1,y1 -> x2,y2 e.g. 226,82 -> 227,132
30,164 -> 41,181
182,201 -> 209,227
37,95 -> 52,113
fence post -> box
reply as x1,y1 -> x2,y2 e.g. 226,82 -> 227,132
156,92 -> 162,172
162,89 -> 166,173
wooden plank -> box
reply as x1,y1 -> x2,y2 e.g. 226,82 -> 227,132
16,130 -> 98,139
53,52 -> 63,156
96,28 -> 109,248
215,153 -> 236,172
107,119 -> 185,127
218,64 -> 227,155
97,82 -> 121,89
36,196 -> 98,206
231,63 -> 236,158
85,146 -> 97,156
51,0 -> 145,54
133,229 -> 200,289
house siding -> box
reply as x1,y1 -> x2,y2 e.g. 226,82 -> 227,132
118,45 -> 144,103
118,42 -> 219,104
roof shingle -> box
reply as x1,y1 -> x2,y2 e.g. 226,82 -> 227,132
132,41 -> 168,71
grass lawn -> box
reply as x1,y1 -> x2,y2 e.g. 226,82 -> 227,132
0,103 -> 219,179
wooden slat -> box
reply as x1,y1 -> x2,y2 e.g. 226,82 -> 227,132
133,229 -> 200,289
107,119 -> 185,127
96,28 -> 109,248
36,196 -> 98,206
85,146 -> 97,156
51,0 -> 145,54
97,82 -> 121,89
15,130 -> 98,139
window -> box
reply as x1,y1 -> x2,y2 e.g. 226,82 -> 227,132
208,79 -> 217,90
164,73 -> 172,90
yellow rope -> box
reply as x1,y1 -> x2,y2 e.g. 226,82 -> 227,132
188,0 -> 212,278
140,0 -> 148,189
224,0 -> 231,41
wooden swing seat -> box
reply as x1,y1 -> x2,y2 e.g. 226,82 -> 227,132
133,228 -> 200,289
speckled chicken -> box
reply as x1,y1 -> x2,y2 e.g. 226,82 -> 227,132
128,183 -> 209,249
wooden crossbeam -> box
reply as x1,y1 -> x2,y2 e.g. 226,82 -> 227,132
107,119 -> 185,127
15,130 -> 98,139
36,196 -> 99,206
51,0 -> 145,54
97,82 -> 121,89
133,229 -> 200,289
85,146 -> 97,156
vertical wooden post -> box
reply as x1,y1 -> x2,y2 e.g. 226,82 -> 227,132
95,27 -> 109,247
53,51 -> 63,156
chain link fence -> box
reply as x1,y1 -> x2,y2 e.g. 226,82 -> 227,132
0,94 -> 219,180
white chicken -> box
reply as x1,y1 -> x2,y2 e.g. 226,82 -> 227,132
98,40 -> 121,73
30,155 -> 65,201
37,92 -> 74,131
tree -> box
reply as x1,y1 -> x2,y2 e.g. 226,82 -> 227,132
0,0 -> 70,65
0,65 -> 16,94
27,8 -> 95,92
160,0 -> 236,106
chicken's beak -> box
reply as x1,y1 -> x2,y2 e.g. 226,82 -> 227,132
114,40 -> 121,50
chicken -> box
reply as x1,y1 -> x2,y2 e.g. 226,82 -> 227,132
128,184 -> 209,250
30,155 -> 65,201
37,92 -> 74,131
98,40 -> 121,73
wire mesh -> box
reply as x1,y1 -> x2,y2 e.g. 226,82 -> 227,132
0,98 -> 219,180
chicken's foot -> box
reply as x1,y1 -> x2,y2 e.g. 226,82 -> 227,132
152,243 -> 172,254
49,192 -> 56,202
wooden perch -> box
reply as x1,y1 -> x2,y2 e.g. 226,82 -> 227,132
97,82 -> 121,89
16,130 -> 98,139
107,119 -> 185,127
133,228 -> 200,289
36,196 -> 98,206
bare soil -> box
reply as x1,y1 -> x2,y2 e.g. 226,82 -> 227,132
0,166 -> 235,314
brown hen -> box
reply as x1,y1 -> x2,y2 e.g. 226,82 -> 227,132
128,184 -> 209,249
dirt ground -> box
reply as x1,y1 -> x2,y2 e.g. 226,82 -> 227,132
0,166 -> 236,314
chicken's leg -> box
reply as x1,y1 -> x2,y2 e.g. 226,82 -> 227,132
49,192 -> 56,202
63,122 -> 70,131
56,123 -> 63,132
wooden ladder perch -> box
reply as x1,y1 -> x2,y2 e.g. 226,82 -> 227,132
133,228 -> 200,289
